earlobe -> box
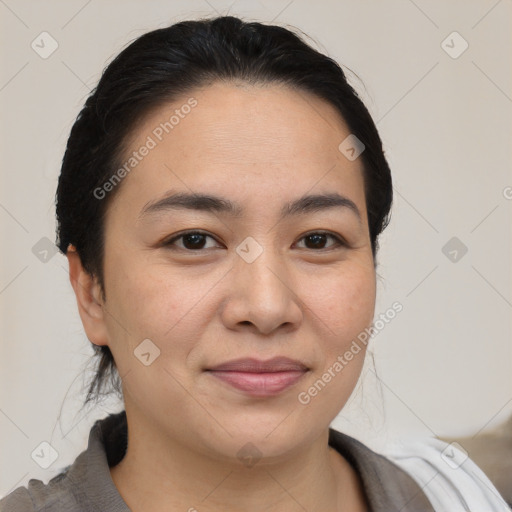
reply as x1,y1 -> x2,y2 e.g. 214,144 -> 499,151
66,245 -> 109,347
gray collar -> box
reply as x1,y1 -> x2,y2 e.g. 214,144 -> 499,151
328,428 -> 435,511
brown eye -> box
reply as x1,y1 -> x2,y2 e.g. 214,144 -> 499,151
296,232 -> 346,250
181,233 -> 208,249
164,231 -> 221,251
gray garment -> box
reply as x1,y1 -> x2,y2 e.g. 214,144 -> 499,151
0,411 -> 435,511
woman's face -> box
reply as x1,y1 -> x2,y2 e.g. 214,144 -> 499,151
89,82 -> 376,459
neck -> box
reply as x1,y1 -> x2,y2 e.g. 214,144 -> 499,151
109,411 -> 368,512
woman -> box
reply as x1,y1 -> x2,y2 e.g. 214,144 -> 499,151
1,15 -> 508,512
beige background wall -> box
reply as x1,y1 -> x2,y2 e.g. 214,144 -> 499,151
1,0 -> 511,496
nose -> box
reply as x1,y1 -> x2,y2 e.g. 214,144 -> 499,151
220,244 -> 303,336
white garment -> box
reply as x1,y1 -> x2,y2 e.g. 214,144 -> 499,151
383,435 -> 511,512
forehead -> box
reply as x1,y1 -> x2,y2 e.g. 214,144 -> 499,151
110,81 -> 366,221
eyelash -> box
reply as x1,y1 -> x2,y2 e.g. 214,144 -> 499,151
162,230 -> 347,252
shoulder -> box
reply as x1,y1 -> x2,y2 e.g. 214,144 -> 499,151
0,467 -> 78,512
381,435 -> 512,512
0,486 -> 34,512
0,411 -> 129,512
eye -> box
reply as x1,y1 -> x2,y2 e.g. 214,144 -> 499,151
163,231 -> 222,251
162,230 -> 347,252
294,231 -> 346,250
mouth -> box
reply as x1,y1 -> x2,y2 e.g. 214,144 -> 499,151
205,357 -> 309,397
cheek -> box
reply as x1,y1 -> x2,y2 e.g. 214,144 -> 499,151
296,264 -> 375,415
303,262 -> 376,345
106,250 -> 376,347
103,255 -> 222,359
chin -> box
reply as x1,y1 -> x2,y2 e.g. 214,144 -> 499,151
196,415 -> 319,464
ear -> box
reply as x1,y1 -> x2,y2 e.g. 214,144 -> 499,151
66,245 -> 109,347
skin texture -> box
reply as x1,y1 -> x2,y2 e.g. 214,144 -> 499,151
67,81 -> 376,512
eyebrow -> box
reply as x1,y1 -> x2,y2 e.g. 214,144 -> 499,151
139,191 -> 362,224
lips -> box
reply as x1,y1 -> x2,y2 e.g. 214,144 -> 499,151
207,356 -> 309,373
206,357 -> 309,397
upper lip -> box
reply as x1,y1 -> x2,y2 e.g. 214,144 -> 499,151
207,357 -> 309,373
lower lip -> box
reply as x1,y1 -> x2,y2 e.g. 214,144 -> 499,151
207,370 -> 307,397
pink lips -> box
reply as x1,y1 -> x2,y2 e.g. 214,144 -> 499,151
206,357 -> 309,397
